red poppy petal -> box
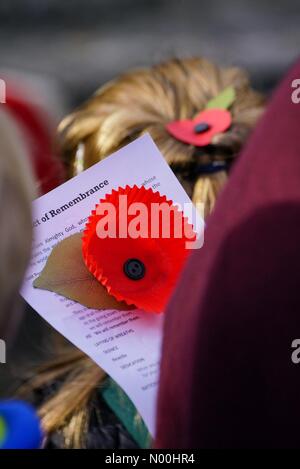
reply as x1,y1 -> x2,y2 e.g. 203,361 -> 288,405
166,109 -> 231,146
82,186 -> 196,313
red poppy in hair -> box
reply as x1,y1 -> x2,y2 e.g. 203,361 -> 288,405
82,186 -> 196,313
166,108 -> 232,147
166,86 -> 236,147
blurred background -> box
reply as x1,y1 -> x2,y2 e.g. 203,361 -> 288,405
0,0 -> 299,395
1,0 -> 299,106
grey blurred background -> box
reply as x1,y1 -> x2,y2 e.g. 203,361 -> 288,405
0,0 -> 299,106
0,0 -> 299,395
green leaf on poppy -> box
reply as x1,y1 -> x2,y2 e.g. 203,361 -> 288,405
0,417 -> 6,445
33,233 -> 134,310
205,86 -> 236,110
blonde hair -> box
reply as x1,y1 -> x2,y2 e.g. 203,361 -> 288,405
60,57 -> 264,215
23,57 -> 265,447
0,110 -> 34,339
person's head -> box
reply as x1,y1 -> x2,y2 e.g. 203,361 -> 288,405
59,57 -> 264,216
0,110 -> 34,340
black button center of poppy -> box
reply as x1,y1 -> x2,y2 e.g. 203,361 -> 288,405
194,122 -> 211,134
123,258 -> 145,280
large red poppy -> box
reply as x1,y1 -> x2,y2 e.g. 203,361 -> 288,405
82,186 -> 196,313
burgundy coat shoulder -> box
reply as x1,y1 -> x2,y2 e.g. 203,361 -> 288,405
156,59 -> 300,449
